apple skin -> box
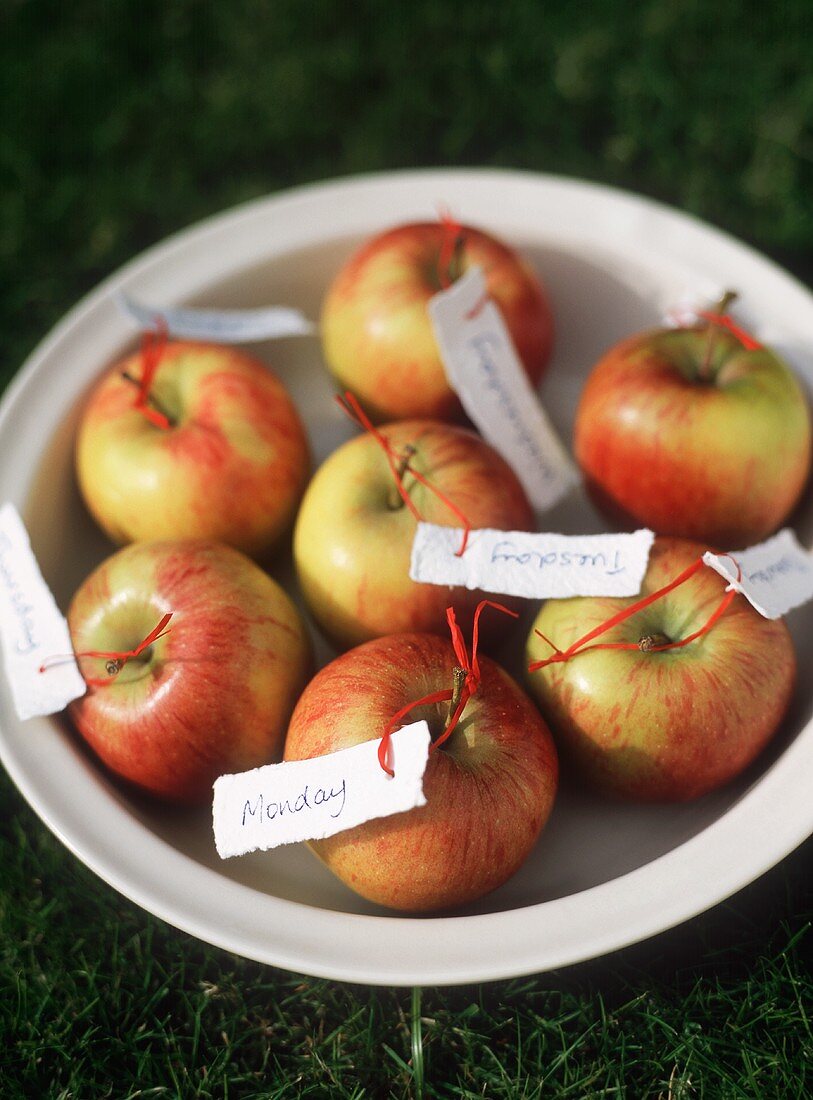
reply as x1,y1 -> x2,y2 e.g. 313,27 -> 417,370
574,327 -> 812,547
67,540 -> 312,804
321,221 -> 554,423
293,419 -> 535,650
284,632 -> 559,912
524,536 -> 796,802
76,341 -> 311,559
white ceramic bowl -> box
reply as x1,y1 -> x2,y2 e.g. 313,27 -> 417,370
1,169 -> 811,986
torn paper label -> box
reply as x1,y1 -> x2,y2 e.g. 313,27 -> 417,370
410,524 -> 654,599
0,503 -> 86,719
213,722 -> 431,859
703,529 -> 813,620
428,267 -> 578,513
118,294 -> 316,342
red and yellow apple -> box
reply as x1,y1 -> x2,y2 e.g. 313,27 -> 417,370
525,536 -> 796,801
293,419 -> 535,650
67,539 -> 312,803
76,340 -> 310,558
321,221 -> 554,423
574,324 -> 812,547
284,631 -> 559,912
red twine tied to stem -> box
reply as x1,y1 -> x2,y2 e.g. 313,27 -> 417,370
377,600 -> 517,776
40,613 -> 173,688
697,311 -> 762,351
527,556 -> 742,674
134,318 -> 171,429
335,391 -> 472,556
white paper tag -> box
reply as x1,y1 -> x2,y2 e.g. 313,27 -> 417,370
703,529 -> 813,620
118,294 -> 316,342
212,722 -> 431,859
410,523 -> 654,599
0,504 -> 86,720
428,267 -> 578,513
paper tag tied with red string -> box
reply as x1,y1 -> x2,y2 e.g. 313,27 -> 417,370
428,266 -> 578,513
410,524 -> 654,599
118,294 -> 316,343
0,504 -> 85,720
212,722 -> 431,858
703,529 -> 813,620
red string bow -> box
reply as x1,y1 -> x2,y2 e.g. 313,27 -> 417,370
528,555 -> 742,674
378,600 -> 517,776
336,391 -> 472,556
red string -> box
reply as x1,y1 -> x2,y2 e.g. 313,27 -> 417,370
697,311 -> 761,351
377,600 -> 517,776
40,613 -> 173,688
336,391 -> 472,556
135,318 -> 171,429
527,556 -> 742,674
437,206 -> 464,290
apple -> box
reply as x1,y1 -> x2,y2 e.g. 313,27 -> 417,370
321,220 -> 554,423
283,631 -> 559,912
574,320 -> 812,547
524,535 -> 796,801
293,418 -> 535,650
76,340 -> 311,559
66,539 -> 312,804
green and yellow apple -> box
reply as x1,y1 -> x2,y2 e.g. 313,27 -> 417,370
525,536 -> 796,801
293,419 -> 535,650
284,631 -> 558,912
321,221 -> 554,423
67,539 -> 312,803
574,324 -> 811,547
76,340 -> 310,558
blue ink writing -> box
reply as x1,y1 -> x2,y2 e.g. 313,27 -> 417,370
490,541 -> 625,575
0,531 -> 38,655
467,333 -> 558,482
748,555 -> 810,585
241,779 -> 347,827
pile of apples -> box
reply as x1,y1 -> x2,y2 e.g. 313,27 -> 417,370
63,217 -> 811,914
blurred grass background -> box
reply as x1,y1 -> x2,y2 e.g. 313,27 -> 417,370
1,0 -> 812,1096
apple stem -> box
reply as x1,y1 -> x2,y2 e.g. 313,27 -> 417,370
699,290 -> 738,381
638,632 -> 671,653
388,444 -> 417,510
437,208 -> 466,289
447,234 -> 465,285
120,370 -> 176,428
447,666 -> 467,725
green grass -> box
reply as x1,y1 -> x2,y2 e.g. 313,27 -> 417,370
3,0 -> 813,389
2,767 -> 811,1097
2,0 -> 813,1095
